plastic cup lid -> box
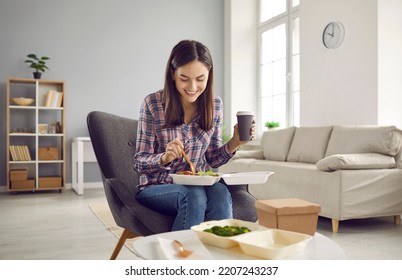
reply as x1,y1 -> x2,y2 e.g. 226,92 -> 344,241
236,111 -> 254,116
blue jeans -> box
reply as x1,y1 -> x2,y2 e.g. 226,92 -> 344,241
136,182 -> 233,231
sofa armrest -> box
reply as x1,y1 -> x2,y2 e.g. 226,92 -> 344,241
395,147 -> 402,168
233,149 -> 264,160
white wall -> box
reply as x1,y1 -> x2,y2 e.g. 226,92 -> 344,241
0,0 -> 224,186
300,0 -> 402,127
225,0 -> 402,133
224,0 -> 257,135
300,0 -> 378,126
378,0 -> 402,126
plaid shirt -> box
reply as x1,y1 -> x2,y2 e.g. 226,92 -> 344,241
134,90 -> 234,188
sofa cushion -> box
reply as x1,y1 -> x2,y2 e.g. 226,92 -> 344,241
325,125 -> 402,157
287,126 -> 333,164
316,153 -> 396,171
261,127 -> 296,161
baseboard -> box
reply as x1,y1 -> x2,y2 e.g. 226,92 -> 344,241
0,182 -> 103,193
65,182 -> 103,191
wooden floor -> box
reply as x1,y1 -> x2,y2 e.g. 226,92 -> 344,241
0,187 -> 137,260
0,187 -> 401,260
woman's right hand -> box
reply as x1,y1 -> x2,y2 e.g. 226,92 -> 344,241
161,137 -> 183,166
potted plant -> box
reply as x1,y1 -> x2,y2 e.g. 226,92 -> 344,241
222,124 -> 231,143
24,54 -> 50,79
265,121 -> 280,130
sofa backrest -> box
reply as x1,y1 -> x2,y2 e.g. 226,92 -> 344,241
261,127 -> 296,161
325,125 -> 402,157
260,125 -> 402,165
287,126 -> 333,164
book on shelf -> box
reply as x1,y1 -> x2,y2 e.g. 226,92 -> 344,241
16,145 -> 23,161
9,145 -> 31,161
44,90 -> 63,107
23,145 -> 32,161
15,145 -> 22,161
9,145 -> 18,161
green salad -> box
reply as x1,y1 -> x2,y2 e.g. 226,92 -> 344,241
203,225 -> 251,237
197,170 -> 219,177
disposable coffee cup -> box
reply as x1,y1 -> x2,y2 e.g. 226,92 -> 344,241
236,111 -> 254,141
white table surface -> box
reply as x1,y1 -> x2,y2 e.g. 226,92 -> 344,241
132,229 -> 346,260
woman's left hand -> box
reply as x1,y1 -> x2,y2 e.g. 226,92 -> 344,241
227,121 -> 256,153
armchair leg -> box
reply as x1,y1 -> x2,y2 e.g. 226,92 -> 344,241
110,228 -> 139,260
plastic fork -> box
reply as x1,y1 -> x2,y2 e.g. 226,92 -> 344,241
173,240 -> 193,257
181,149 -> 196,175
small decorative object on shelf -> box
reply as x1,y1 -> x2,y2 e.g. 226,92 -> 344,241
10,128 -> 35,134
38,124 -> 48,134
24,54 -> 50,79
11,97 -> 34,106
49,121 -> 62,134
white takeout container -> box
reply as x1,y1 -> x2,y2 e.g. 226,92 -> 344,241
191,219 -> 266,248
169,174 -> 220,186
221,171 -> 274,185
231,229 -> 312,259
169,171 -> 273,186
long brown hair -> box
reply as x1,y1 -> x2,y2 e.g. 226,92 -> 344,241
163,40 -> 214,130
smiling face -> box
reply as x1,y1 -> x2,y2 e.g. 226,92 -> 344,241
173,60 -> 209,106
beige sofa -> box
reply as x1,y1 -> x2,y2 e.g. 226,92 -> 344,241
219,125 -> 402,233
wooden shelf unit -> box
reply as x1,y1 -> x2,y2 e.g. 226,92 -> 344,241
6,77 -> 66,192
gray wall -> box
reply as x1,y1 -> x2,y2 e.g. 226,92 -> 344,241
0,0 -> 224,186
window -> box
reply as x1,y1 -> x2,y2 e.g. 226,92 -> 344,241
258,0 -> 300,131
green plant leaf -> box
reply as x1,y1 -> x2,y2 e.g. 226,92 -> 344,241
265,121 -> 280,128
25,54 -> 50,72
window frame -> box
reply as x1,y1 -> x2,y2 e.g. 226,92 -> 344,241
257,0 -> 300,132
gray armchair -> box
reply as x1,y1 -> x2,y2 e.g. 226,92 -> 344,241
87,111 -> 257,259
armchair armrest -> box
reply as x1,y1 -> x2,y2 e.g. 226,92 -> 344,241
104,178 -> 174,235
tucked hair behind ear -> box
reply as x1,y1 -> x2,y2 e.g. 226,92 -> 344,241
163,40 -> 214,130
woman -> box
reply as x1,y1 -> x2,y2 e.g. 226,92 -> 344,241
134,40 -> 255,231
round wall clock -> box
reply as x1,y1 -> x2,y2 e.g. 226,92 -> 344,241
322,21 -> 345,49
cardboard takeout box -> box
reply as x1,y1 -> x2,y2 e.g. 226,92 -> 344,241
255,198 -> 321,236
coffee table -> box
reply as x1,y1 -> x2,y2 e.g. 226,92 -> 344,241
132,230 -> 346,260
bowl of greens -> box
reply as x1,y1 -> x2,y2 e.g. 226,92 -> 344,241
191,219 -> 266,248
